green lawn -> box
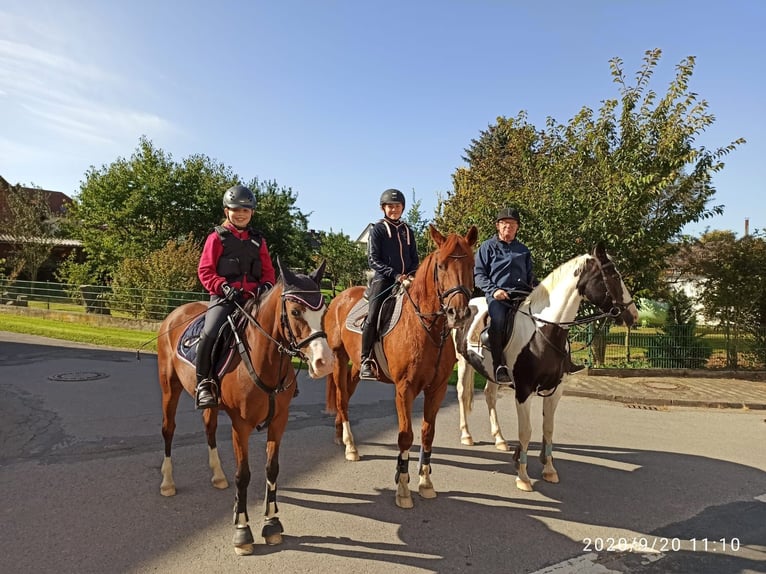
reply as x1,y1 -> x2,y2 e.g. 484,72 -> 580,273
0,313 -> 159,351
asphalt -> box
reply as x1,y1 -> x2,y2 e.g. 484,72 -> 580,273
561,369 -> 766,410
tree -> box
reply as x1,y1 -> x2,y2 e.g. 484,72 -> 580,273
676,230 -> 766,368
246,177 -> 314,272
403,190 -> 432,261
434,49 -> 744,297
647,288 -> 712,368
316,230 -> 367,295
109,235 -> 203,319
0,183 -> 56,280
61,137 -> 313,285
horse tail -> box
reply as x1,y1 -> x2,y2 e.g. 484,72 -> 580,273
325,372 -> 338,414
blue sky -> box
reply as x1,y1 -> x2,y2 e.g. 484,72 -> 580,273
1,1 -> 763,238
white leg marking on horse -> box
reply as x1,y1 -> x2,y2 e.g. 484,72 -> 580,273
160,456 -> 176,496
484,382 -> 508,450
515,398 -> 534,491
456,356 -> 475,446
396,451 -> 413,509
208,446 -> 229,489
541,385 -> 563,484
342,421 -> 360,461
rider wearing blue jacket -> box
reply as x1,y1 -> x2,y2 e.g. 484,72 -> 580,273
474,207 -> 536,383
360,188 -> 419,380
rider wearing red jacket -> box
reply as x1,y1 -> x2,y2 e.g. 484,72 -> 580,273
195,185 -> 276,409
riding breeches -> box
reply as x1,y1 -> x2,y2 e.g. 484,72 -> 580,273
361,278 -> 395,359
196,296 -> 236,379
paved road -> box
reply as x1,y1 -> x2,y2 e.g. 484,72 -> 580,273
1,332 -> 764,573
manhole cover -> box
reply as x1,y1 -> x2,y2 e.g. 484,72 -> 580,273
48,371 -> 110,382
642,381 -> 685,391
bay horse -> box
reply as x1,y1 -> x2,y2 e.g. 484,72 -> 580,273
325,225 -> 478,508
453,244 -> 638,491
156,260 -> 334,555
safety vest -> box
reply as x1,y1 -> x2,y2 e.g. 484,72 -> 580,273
214,225 -> 263,283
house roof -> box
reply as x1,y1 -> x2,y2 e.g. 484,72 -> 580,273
0,175 -> 73,218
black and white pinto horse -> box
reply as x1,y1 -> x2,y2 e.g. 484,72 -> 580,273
453,244 -> 638,491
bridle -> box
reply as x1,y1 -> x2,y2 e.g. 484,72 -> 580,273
234,288 -> 327,361
228,285 -> 328,431
403,252 -> 473,344
597,258 -> 634,319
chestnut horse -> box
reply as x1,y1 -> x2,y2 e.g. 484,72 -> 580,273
325,225 -> 478,508
453,244 -> 638,491
157,261 -> 334,555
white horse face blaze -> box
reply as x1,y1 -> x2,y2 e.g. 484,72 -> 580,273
302,307 -> 335,378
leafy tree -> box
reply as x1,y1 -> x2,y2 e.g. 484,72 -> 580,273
675,230 -> 766,368
0,183 -> 56,280
403,190 -> 432,261
434,49 -> 744,297
246,177 -> 314,272
61,137 -> 313,285
316,230 -> 368,295
109,235 -> 203,319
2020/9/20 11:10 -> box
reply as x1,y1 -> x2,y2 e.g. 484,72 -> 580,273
582,537 -> 742,553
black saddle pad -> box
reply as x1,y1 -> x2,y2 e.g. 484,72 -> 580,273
176,311 -> 245,377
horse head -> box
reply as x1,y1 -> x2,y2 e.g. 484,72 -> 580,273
427,225 -> 478,328
579,244 -> 639,327
277,258 -> 335,378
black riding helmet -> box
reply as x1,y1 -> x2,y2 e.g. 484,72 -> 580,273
380,188 -> 406,207
223,185 -> 256,210
496,207 -> 521,223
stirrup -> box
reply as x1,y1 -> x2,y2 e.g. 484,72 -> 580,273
195,378 -> 220,409
359,359 -> 378,380
494,365 -> 513,385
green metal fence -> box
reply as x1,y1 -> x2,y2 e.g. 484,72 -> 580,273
1,279 -> 764,371
0,279 -> 207,320
569,322 -> 766,371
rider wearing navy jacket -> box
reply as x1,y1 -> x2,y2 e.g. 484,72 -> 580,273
474,207 -> 537,383
360,188 -> 419,380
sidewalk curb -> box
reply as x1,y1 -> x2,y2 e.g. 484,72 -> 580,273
562,389 -> 766,410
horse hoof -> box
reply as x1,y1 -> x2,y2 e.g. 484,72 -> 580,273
460,436 -> 474,446
160,485 -> 176,497
234,544 -> 254,556
515,477 -> 534,492
212,477 -> 229,490
419,486 -> 437,499
264,533 -> 283,545
495,440 -> 510,451
396,495 -> 414,509
542,471 -> 560,484
262,518 -> 284,545
345,451 -> 360,461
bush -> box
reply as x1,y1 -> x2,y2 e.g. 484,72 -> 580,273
647,289 -> 712,368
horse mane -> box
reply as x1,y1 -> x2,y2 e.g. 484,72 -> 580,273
408,250 -> 436,300
526,253 -> 590,308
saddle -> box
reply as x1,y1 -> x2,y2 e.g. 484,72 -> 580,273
478,297 -> 524,350
176,306 -> 248,379
345,284 -> 406,379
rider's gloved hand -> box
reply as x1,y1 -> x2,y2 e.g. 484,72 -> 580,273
257,282 -> 274,297
221,283 -> 241,302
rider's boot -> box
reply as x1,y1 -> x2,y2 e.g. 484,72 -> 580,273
487,327 -> 512,384
195,332 -> 219,409
359,316 -> 378,380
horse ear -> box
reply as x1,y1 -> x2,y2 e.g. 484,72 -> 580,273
465,225 -> 478,247
429,224 -> 446,247
278,256 -> 297,286
592,242 -> 608,261
310,259 -> 327,285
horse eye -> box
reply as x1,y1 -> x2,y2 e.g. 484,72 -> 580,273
291,308 -> 302,317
